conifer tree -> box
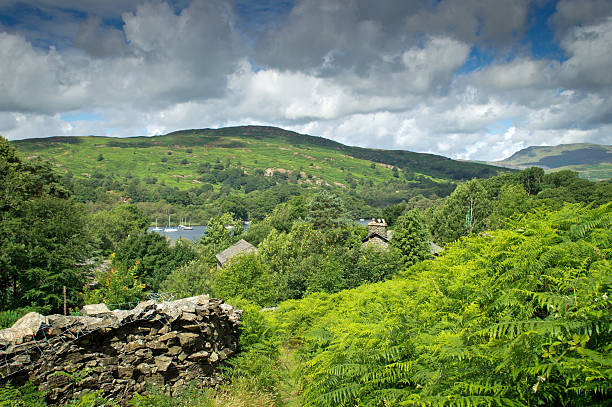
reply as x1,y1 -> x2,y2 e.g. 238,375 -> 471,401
390,209 -> 431,267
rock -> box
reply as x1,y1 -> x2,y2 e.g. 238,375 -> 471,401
117,365 -> 134,379
154,355 -> 174,372
0,296 -> 241,404
81,303 -> 111,316
144,373 -> 165,387
147,340 -> 167,350
126,340 -> 145,351
158,331 -> 178,342
0,312 -> 47,345
167,346 -> 182,355
14,354 -> 31,364
178,332 -> 200,347
187,351 -> 209,361
137,363 -> 152,375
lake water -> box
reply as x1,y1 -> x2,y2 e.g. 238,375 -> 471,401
149,219 -> 372,243
148,226 -> 208,242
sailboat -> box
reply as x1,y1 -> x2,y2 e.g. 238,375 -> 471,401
182,218 -> 193,230
164,215 -> 177,232
152,218 -> 163,232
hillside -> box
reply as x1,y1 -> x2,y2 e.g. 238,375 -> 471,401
13,126 -> 503,188
493,143 -> 612,181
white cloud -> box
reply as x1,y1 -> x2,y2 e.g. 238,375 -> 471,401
2,0 -> 612,163
559,16 -> 612,87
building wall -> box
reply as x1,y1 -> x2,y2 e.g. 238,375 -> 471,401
362,235 -> 389,250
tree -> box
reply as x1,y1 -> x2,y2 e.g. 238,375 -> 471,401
199,212 -> 242,252
487,184 -> 534,229
390,209 -> 431,267
114,232 -> 196,291
161,257 -> 215,299
82,255 -> 146,310
212,253 -> 276,307
305,191 -> 350,230
89,204 -> 149,254
520,166 -> 544,195
382,203 -> 407,226
0,136 -> 90,312
431,179 -> 489,243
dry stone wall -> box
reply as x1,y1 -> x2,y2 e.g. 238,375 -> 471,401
0,295 -> 242,405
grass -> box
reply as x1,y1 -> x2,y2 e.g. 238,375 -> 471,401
14,133 -> 399,190
548,163 -> 612,181
12,126 -> 504,191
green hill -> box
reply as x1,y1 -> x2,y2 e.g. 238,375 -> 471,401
492,143 -> 612,181
12,125 -> 504,189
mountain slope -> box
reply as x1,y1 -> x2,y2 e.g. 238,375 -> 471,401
493,143 -> 612,181
12,125 -> 505,189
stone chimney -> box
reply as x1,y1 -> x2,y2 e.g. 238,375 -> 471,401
367,218 -> 387,238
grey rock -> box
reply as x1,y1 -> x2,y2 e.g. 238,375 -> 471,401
81,303 -> 111,316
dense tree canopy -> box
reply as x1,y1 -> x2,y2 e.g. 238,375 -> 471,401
390,209 -> 431,267
0,137 -> 89,313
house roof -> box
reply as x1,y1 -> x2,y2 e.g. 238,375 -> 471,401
215,239 -> 257,266
361,233 -> 389,243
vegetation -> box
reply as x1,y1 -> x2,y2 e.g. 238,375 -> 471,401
265,203 -> 612,406
2,130 -> 611,406
0,137 -> 90,313
11,126 -> 507,223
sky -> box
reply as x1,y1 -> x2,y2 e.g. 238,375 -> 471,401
1,0 -> 611,161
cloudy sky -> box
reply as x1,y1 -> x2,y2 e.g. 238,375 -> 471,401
1,0 -> 611,160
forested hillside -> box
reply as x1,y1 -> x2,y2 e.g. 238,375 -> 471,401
11,126 -> 506,223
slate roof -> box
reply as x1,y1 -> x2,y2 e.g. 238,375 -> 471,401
361,233 -> 389,243
215,239 -> 257,267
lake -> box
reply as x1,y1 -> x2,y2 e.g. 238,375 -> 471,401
149,219 -> 372,243
148,226 -> 208,242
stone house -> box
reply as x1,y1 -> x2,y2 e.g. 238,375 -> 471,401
361,218 -> 389,250
216,239 -> 257,268
361,218 -> 443,256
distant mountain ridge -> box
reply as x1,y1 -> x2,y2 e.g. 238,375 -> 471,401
492,143 -> 612,181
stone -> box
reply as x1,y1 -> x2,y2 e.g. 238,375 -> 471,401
158,331 -> 179,342
0,295 -> 241,405
154,355 -> 173,372
136,363 -> 152,375
100,356 -> 118,366
81,303 -> 111,316
135,348 -> 152,358
0,312 -> 47,345
187,351 -> 209,361
178,332 -> 200,347
144,373 -> 165,387
64,352 -> 87,364
13,354 -> 31,364
147,340 -> 167,350
167,346 -> 182,355
126,340 -> 145,351
117,365 -> 134,379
